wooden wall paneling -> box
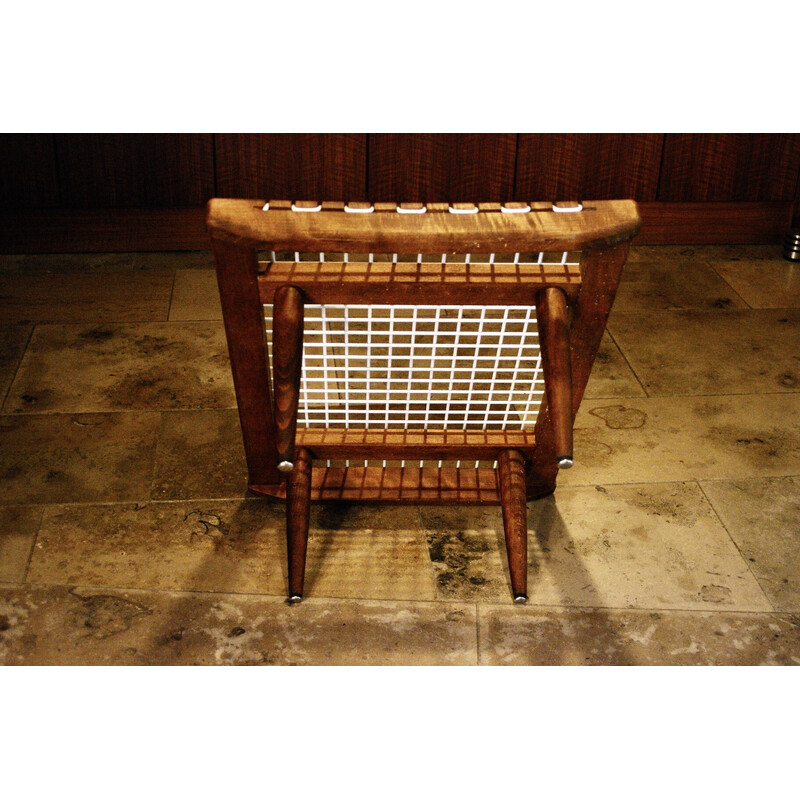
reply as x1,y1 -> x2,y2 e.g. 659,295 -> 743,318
54,134 -> 215,208
657,133 -> 800,202
367,134 -> 516,201
514,134 -> 663,201
215,134 -> 367,201
0,134 -> 59,210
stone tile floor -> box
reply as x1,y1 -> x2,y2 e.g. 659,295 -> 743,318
1,245 -> 799,665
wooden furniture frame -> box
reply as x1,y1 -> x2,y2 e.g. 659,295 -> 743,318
208,198 -> 641,603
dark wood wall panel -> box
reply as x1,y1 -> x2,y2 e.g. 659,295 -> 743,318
54,134 -> 215,208
215,134 -> 367,200
0,134 -> 59,210
658,133 -> 800,201
514,134 -> 663,201
368,134 -> 516,201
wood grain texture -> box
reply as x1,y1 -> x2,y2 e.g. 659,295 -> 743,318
658,134 -> 800,202
272,284 -> 304,468
498,449 -> 528,600
285,447 -> 312,599
3,202 -> 791,253
295,428 -> 537,461
212,237 -> 281,488
55,134 -> 214,208
368,134 -> 516,201
536,287 -> 573,465
215,134 -> 367,200
515,134 -> 663,201
0,134 -> 59,210
209,198 -> 642,253
251,466 -> 502,504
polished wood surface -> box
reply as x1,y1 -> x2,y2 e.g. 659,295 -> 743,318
208,198 -> 642,252
272,285 -> 305,469
295,428 -> 537,461
0,134 -> 59,210
515,134 -> 663,201
368,134 -> 516,201
498,449 -> 528,600
285,447 -> 312,599
657,134 -> 800,202
257,258 -> 583,306
252,466 -> 503,504
2,202 -> 794,253
212,237 -> 281,488
536,287 -> 573,467
54,134 -> 214,208
216,134 -> 367,200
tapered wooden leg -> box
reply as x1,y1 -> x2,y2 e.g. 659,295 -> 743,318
498,449 -> 528,603
537,287 -> 573,469
272,284 -> 304,473
286,447 -> 312,601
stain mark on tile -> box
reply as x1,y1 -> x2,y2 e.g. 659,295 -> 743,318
589,405 -> 647,429
183,510 -> 224,543
68,590 -> 153,639
700,584 -> 733,603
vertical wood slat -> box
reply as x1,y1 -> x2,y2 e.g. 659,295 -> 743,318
54,134 -> 215,208
211,237 -> 281,488
514,134 -> 664,201
0,134 -> 59,210
657,134 -> 800,202
368,134 -> 517,201
215,134 -> 367,200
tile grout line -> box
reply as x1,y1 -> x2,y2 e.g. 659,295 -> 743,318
0,323 -> 36,413
4,577 -> 795,618
605,327 -> 649,398
705,260 -> 754,310
696,480 -> 777,613
20,505 -> 45,584
7,473 -> 800,512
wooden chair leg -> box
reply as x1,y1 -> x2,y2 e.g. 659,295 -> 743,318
537,286 -> 573,469
272,284 -> 305,472
498,449 -> 528,603
286,447 -> 312,601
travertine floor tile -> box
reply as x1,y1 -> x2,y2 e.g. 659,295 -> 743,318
0,325 -> 31,403
29,500 -> 436,601
613,259 -> 747,312
305,505 -> 437,600
152,409 -> 248,500
523,483 -> 770,611
0,413 -> 160,504
29,499 -> 287,594
627,244 -> 781,265
420,482 -> 769,611
6,253 -> 138,272
701,476 -> 800,612
583,332 -> 645,399
4,322 -> 235,413
418,506 -> 511,602
478,606 -> 800,665
609,309 -> 800,396
561,395 -> 800,485
710,260 -> 800,309
0,271 -> 174,323
136,251 -> 215,270
169,270 -> 223,321
0,585 -> 477,665
0,507 -> 42,582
